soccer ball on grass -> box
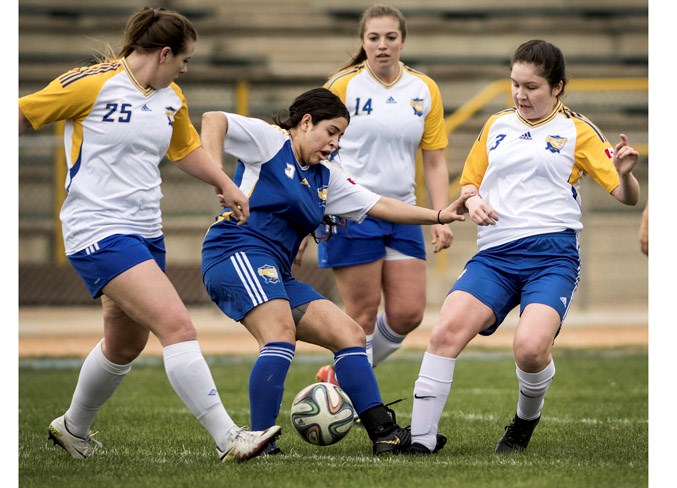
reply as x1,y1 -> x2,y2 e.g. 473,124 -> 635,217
290,382 -> 355,446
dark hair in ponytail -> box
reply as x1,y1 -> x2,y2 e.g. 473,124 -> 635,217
272,87 -> 350,129
117,7 -> 197,58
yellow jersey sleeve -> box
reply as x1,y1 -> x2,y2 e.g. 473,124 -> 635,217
459,115 -> 498,187
19,65 -> 116,130
570,116 -> 620,193
418,75 -> 447,151
166,83 -> 201,162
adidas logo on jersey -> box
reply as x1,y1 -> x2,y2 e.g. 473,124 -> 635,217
141,104 -> 152,112
519,131 -> 532,140
386,96 -> 397,104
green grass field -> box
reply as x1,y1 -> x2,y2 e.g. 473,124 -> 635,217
19,348 -> 647,487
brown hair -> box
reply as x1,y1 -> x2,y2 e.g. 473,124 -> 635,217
339,4 -> 407,71
511,40 -> 568,96
117,7 -> 197,59
272,87 -> 350,130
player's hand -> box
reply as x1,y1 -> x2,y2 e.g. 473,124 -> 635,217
612,134 -> 639,176
431,224 -> 453,253
218,180 -> 250,225
437,194 -> 472,224
466,195 -> 498,226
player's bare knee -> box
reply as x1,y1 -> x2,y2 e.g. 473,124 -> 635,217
156,314 -> 197,344
428,324 -> 459,356
103,338 -> 146,364
387,308 -> 424,333
514,345 -> 550,372
353,309 -> 378,331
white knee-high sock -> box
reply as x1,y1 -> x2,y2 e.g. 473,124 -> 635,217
365,333 -> 374,366
516,359 -> 556,421
163,340 -> 236,449
411,352 -> 456,451
65,339 -> 131,438
371,312 -> 406,367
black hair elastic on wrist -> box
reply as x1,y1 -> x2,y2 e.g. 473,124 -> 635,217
437,209 -> 443,224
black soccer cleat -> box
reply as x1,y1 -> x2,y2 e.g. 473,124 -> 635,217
403,430 -> 447,455
406,442 -> 435,455
372,425 -> 411,455
434,433 -> 447,452
494,414 -> 540,453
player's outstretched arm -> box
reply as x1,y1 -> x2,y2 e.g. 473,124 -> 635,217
367,194 -> 469,225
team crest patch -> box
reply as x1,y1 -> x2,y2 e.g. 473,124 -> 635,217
545,135 -> 567,153
285,163 -> 296,179
258,265 -> 280,284
164,106 -> 176,126
317,185 -> 328,202
409,98 -> 424,117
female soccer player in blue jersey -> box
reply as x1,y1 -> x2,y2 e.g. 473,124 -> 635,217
18,7 -> 280,462
200,87 -> 471,455
407,40 -> 640,455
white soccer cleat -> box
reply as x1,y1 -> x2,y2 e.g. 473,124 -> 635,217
217,425 -> 282,462
47,415 -> 103,459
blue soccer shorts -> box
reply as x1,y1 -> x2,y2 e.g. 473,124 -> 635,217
68,234 -> 166,298
451,230 -> 581,336
317,215 -> 426,268
203,249 -> 325,322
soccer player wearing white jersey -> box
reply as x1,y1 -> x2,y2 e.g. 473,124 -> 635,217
407,40 -> 640,455
199,87 -> 471,456
308,5 -> 452,381
18,7 -> 280,462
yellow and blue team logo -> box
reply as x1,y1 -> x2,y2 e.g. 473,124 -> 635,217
317,186 -> 328,202
545,135 -> 567,153
164,106 -> 176,126
410,98 -> 424,117
258,264 -> 280,284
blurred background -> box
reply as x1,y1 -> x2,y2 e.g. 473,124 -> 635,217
17,0 -> 648,317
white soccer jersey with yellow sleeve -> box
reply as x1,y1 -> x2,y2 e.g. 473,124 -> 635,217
460,101 -> 620,251
19,59 -> 201,254
325,61 -> 447,205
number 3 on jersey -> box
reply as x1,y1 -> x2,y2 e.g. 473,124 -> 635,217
102,103 -> 132,123
353,97 -> 373,116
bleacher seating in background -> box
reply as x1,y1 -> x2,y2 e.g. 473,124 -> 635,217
19,0 -> 648,96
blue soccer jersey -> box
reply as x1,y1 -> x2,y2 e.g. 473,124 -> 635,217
201,113 -> 380,279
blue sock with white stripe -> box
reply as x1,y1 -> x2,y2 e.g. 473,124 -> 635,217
249,342 -> 295,430
333,346 -> 382,415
